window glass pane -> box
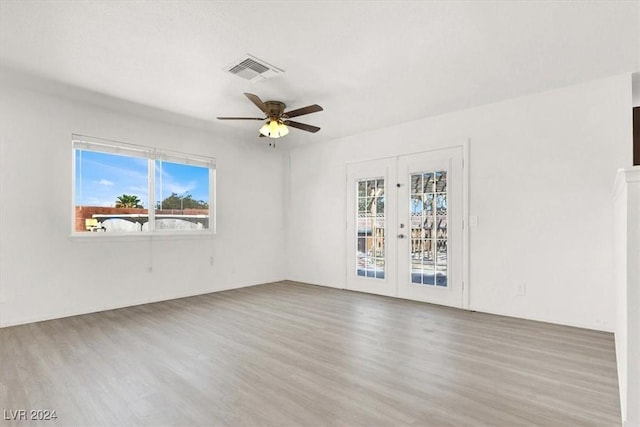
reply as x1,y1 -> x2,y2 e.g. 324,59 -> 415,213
367,180 -> 376,197
422,265 -> 435,286
411,195 -> 423,215
436,171 -> 447,192
375,197 -> 384,214
74,150 -> 149,233
411,236 -> 422,284
155,160 -> 210,231
436,240 -> 447,286
423,216 -> 434,237
376,179 -> 385,196
356,177 -> 385,280
358,197 -> 367,214
410,174 -> 421,194
423,172 -> 434,193
437,216 -> 447,239
436,194 -> 447,214
410,170 -> 447,287
425,193 -> 434,213
365,197 -> 373,213
358,181 -> 367,197
411,266 -> 423,284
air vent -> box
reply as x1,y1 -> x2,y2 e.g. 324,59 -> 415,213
224,54 -> 284,82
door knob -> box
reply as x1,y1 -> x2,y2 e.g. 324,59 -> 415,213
398,234 -> 405,239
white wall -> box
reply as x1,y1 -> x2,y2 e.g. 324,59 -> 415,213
626,172 -> 640,427
287,74 -> 632,331
618,169 -> 640,426
0,71 -> 632,333
613,168 -> 640,426
614,170 -> 628,422
632,72 -> 640,107
0,73 -> 286,327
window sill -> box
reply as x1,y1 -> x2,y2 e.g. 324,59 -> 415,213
69,231 -> 215,242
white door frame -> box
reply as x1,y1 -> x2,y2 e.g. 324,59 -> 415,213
344,140 -> 470,309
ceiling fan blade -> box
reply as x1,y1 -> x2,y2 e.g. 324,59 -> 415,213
244,93 -> 268,114
217,117 -> 265,120
284,104 -> 323,118
285,120 -> 321,133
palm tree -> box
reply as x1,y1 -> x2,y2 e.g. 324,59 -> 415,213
115,194 -> 142,208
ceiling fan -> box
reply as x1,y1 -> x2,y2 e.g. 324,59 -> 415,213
217,93 -> 323,146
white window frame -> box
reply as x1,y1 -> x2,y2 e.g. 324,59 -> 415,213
71,134 -> 216,237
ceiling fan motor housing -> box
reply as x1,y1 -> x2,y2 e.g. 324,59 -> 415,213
264,101 -> 286,120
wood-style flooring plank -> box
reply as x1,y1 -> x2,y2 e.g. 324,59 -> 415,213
0,281 -> 621,426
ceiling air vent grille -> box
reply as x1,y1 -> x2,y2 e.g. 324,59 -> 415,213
224,54 -> 284,82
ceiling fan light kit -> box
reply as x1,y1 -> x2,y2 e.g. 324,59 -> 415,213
260,120 -> 289,138
217,93 -> 323,146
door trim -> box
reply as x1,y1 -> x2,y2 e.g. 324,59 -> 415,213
462,139 -> 470,310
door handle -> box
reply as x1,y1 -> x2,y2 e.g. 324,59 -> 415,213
398,234 -> 405,239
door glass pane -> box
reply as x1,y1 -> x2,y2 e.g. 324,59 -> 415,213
423,172 -> 435,193
410,170 -> 447,286
436,240 -> 448,286
356,177 -> 385,279
358,181 -> 367,197
436,171 -> 447,192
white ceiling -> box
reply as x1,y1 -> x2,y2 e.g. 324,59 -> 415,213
1,1 -> 638,145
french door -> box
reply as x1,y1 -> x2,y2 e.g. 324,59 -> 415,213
346,147 -> 464,308
346,158 -> 398,297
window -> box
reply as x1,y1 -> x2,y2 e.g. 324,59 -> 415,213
73,135 -> 215,234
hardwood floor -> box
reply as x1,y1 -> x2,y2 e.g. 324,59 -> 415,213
0,281 -> 620,426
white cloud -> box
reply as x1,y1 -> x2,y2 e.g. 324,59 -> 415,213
98,179 -> 114,186
127,186 -> 148,193
164,182 -> 196,195
86,197 -> 116,207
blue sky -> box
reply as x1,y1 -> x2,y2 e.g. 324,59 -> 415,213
75,151 -> 209,207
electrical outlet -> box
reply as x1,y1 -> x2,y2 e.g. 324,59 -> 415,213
469,215 -> 478,227
516,283 -> 526,296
